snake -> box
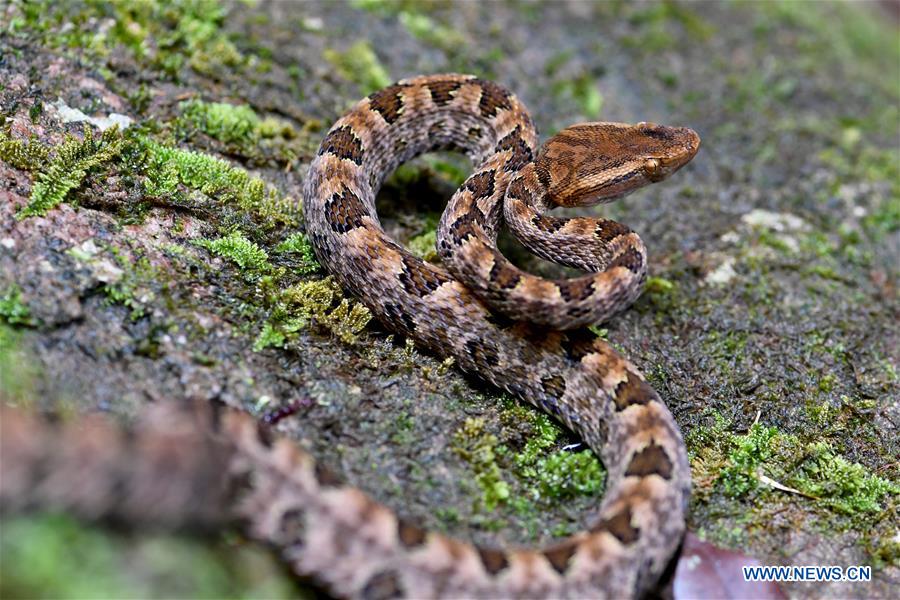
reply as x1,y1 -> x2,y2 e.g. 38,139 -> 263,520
0,74 -> 700,599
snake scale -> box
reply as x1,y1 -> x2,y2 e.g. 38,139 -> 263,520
1,74 -> 700,599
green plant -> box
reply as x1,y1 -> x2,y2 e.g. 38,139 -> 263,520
16,125 -> 124,219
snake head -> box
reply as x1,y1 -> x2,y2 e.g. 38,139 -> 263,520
535,121 -> 701,207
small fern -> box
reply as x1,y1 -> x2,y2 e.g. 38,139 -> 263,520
16,125 -> 124,220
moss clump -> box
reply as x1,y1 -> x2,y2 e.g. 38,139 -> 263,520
139,137 -> 263,207
553,75 -> 603,120
505,405 -> 604,501
195,232 -> 271,273
4,1 -> 252,84
397,10 -> 467,53
690,413 -> 898,525
252,321 -> 291,352
535,451 -> 605,499
0,513 -> 297,599
795,442 -> 898,516
452,417 -> 510,511
0,325 -> 40,404
180,100 -> 261,146
720,423 -> 786,497
254,277 -> 371,349
16,125 -> 124,220
0,286 -> 35,326
274,233 -> 321,275
0,132 -> 50,170
323,40 -> 391,95
452,399 -> 606,514
406,229 -> 437,262
136,136 -> 299,228
177,99 -> 305,163
106,0 -> 245,79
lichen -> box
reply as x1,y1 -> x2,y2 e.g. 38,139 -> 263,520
16,125 -> 124,220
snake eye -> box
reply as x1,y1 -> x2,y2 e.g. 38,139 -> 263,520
644,158 -> 661,178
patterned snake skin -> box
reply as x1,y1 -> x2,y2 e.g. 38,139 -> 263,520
0,75 -> 700,599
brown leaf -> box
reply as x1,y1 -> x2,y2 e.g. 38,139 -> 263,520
674,532 -> 786,600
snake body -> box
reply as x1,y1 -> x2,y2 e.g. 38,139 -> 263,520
302,74 -> 698,597
0,75 -> 699,599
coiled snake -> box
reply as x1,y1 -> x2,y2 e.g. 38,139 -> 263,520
1,75 -> 699,599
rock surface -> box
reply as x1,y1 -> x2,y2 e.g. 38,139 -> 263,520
1,1 -> 897,598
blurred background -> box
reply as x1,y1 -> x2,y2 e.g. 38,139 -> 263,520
1,1 -> 897,598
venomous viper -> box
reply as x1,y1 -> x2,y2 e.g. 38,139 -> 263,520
1,74 -> 699,598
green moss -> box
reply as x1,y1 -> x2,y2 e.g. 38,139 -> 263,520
177,99 -> 306,163
0,286 -> 35,326
274,233 -> 321,275
105,0 -> 245,78
0,132 -> 50,171
816,372 -> 838,393
553,75 -> 603,120
506,406 -> 559,468
0,513 -> 299,599
252,321 -> 288,352
0,325 -> 40,404
452,417 -> 510,511
689,413 -> 898,528
719,423 -> 788,497
397,10 -> 466,53
794,442 -> 898,516
406,229 -> 437,262
5,0 -> 246,81
135,135 -> 299,228
323,41 -> 391,95
622,1 -> 714,52
16,125 -> 124,220
534,450 -> 605,499
180,99 -> 261,146
139,137 -> 260,205
195,231 -> 271,273
503,405 -> 604,501
390,411 -> 416,446
255,277 -> 371,349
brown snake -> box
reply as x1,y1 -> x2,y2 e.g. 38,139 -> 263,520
1,75 -> 700,598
